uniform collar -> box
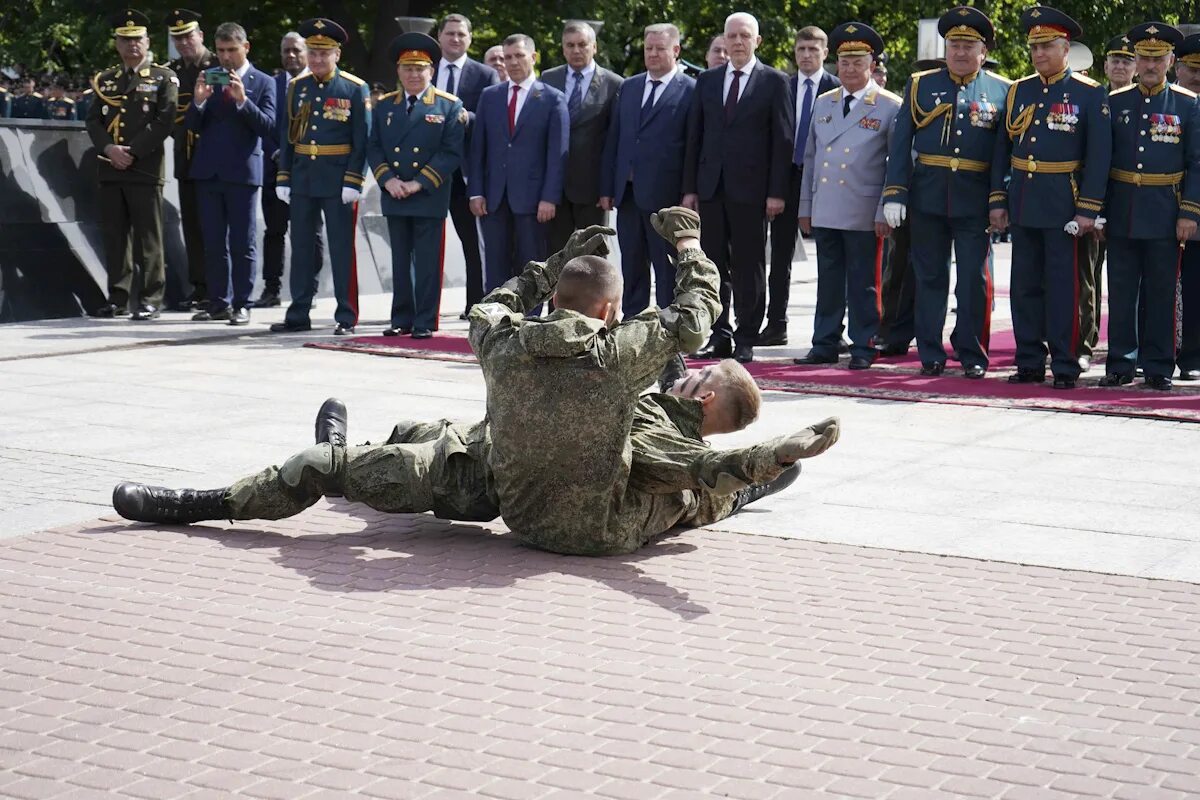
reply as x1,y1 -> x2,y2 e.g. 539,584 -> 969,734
1038,67 -> 1069,86
1138,79 -> 1168,96
649,394 -> 705,442
948,68 -> 979,86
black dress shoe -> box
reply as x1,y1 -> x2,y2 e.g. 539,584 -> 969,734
1145,375 -> 1173,391
876,343 -> 909,357
694,338 -> 733,359
112,482 -> 229,524
919,362 -> 945,376
838,338 -> 852,354
412,329 -> 434,339
1098,373 -> 1133,387
458,311 -> 470,321
730,464 -> 801,514
848,355 -> 873,370
794,352 -> 837,365
131,304 -> 160,321
90,303 -> 118,318
756,324 -> 788,347
252,290 -> 281,308
963,365 -> 986,379
334,324 -> 356,336
192,307 -> 231,321
1178,369 -> 1200,381
1007,368 -> 1045,384
269,321 -> 312,333
383,326 -> 412,336
733,343 -> 754,363
314,397 -> 348,447
1052,376 -> 1076,390
229,308 -> 251,326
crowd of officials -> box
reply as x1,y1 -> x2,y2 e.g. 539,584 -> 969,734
11,5 -> 1199,389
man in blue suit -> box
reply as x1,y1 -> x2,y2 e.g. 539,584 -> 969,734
186,22 -> 276,325
599,23 -> 695,315
434,13 -> 500,318
468,33 -> 569,291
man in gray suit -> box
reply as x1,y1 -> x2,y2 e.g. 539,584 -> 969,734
794,22 -> 901,370
542,21 -> 624,254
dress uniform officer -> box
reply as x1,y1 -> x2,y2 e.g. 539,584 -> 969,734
794,22 -> 902,370
165,9 -> 218,311
45,83 -> 77,120
84,9 -> 178,320
75,87 -> 94,120
0,83 -> 11,117
991,6 -> 1111,389
10,78 -> 48,119
1177,34 -> 1200,382
1098,23 -> 1200,392
367,33 -> 465,338
271,18 -> 370,336
884,7 -> 1010,379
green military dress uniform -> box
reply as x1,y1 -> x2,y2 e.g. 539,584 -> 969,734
10,90 -> 48,119
45,96 -> 77,121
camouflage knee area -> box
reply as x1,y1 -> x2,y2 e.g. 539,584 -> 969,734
224,443 -> 347,520
279,443 -> 347,494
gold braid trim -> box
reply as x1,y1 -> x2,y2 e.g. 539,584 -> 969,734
909,73 -> 955,130
1005,83 -> 1035,142
92,71 -> 126,144
287,80 -> 311,146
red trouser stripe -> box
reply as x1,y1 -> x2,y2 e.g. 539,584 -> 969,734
348,201 -> 360,325
874,235 -> 884,322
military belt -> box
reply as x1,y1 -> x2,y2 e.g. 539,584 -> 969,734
916,154 -> 989,173
294,143 -> 352,157
1109,168 -> 1184,187
1010,156 -> 1080,174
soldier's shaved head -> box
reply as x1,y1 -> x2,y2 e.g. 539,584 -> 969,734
554,256 -> 623,323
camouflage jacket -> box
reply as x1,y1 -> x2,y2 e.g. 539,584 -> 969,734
468,245 -> 721,555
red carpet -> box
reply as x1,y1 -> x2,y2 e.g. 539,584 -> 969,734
306,331 -> 1200,423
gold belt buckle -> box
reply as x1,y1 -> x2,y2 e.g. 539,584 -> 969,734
1027,157 -> 1037,172
1133,173 -> 1142,186
949,157 -> 960,172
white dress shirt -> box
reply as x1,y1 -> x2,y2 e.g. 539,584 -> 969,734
641,68 -> 676,107
564,61 -> 596,106
794,67 -> 827,129
842,83 -> 869,113
723,56 -> 758,104
437,54 -> 468,94
507,73 -> 538,125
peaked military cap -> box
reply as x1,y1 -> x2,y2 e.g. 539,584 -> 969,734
1020,6 -> 1083,44
829,22 -> 885,58
165,8 -> 200,36
388,32 -> 441,66
1178,33 -> 1200,70
1127,21 -> 1182,59
939,6 -> 996,49
1105,34 -> 1134,59
110,9 -> 150,38
299,18 -> 350,50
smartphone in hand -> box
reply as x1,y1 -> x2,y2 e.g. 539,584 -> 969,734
205,67 -> 231,86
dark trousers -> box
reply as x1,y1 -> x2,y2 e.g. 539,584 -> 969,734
1078,232 -> 1101,355
387,215 -> 445,332
616,194 -> 673,316
448,178 -> 484,311
909,210 -> 993,369
286,194 -> 358,328
878,221 -> 916,350
698,192 -> 767,347
1105,236 -> 1181,380
99,182 -> 165,308
1180,240 -> 1200,372
765,165 -> 803,328
481,197 -> 547,292
197,180 -> 259,311
178,179 -> 207,299
262,178 -> 324,294
811,227 -> 883,361
547,199 -> 605,256
1009,225 -> 1089,379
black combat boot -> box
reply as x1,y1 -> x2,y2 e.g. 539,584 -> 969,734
112,483 -> 229,524
658,354 -> 688,393
730,464 -> 801,514
314,397 -> 348,447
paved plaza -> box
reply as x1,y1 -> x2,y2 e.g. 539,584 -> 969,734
2,248 -> 1199,798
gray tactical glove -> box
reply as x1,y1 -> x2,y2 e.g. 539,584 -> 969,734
775,417 -> 840,464
651,206 -> 702,245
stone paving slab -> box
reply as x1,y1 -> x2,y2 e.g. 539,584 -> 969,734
1,508 -> 1199,799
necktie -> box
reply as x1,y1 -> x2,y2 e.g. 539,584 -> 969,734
794,78 -> 814,167
641,79 -> 662,125
444,63 -> 457,96
508,84 -> 519,134
407,95 -> 418,114
724,70 -> 742,121
843,92 -> 854,117
567,70 -> 583,117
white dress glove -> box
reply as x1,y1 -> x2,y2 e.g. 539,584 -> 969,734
1064,220 -> 1080,236
883,202 -> 907,229
341,187 -> 361,205
275,186 -> 290,204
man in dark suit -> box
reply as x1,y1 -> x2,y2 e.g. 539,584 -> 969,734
468,34 -> 569,291
599,23 -> 695,315
186,22 -> 276,325
682,12 -> 794,363
541,21 -> 623,255
434,13 -> 500,318
760,26 -> 840,346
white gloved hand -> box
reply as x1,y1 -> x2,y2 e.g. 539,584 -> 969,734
1095,216 -> 1106,232
341,187 -> 361,205
1064,220 -> 1080,236
275,186 -> 290,204
883,202 -> 907,229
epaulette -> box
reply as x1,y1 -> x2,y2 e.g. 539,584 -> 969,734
1109,84 -> 1137,96
817,86 -> 840,100
985,70 -> 1013,85
62,97 -> 75,105
877,87 -> 902,104
912,68 -> 941,79
1171,84 -> 1199,99
338,71 -> 366,86
1070,72 -> 1101,88
81,89 -> 93,96
379,90 -> 401,102
433,87 -> 460,102
31,92 -> 43,98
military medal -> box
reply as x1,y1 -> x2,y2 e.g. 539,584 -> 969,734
387,112 -> 392,126
102,106 -> 109,116
143,103 -> 149,113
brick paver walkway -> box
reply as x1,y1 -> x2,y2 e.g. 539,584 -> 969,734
2,506 -> 1199,799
